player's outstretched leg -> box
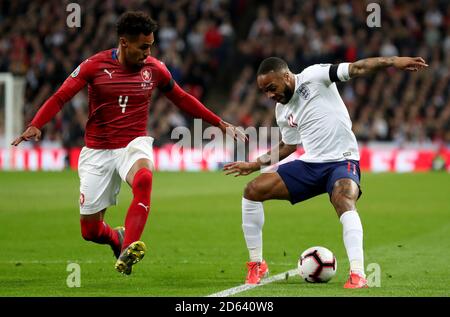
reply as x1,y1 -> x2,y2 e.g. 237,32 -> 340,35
115,167 -> 153,274
242,172 -> 290,284
331,178 -> 368,289
80,211 -> 122,258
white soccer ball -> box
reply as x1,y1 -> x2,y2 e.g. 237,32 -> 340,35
298,246 -> 337,283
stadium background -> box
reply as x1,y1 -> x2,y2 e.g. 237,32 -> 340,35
0,0 -> 449,172
0,0 -> 449,298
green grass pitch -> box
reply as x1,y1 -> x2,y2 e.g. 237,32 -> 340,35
0,171 -> 449,297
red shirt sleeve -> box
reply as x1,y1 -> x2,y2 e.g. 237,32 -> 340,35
155,60 -> 222,126
30,59 -> 93,129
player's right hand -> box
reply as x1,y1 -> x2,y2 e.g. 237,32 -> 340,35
393,56 -> 428,71
218,120 -> 248,142
11,126 -> 42,146
223,161 -> 259,177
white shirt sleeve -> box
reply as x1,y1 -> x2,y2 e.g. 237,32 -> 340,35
301,63 -> 351,86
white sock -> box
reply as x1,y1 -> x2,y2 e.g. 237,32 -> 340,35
340,210 -> 365,277
242,197 -> 264,262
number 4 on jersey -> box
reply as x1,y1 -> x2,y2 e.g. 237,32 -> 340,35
118,95 -> 128,113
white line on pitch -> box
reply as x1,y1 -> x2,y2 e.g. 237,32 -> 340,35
207,269 -> 299,297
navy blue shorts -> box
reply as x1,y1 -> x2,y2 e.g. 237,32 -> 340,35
277,160 -> 362,205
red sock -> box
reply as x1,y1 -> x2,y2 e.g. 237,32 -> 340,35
122,168 -> 153,250
80,218 -> 120,250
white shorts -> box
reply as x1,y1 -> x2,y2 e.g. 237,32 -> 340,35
78,136 -> 154,215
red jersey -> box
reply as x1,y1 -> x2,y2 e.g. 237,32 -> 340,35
31,49 -> 221,149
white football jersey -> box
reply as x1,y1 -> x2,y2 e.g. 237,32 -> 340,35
275,63 -> 359,162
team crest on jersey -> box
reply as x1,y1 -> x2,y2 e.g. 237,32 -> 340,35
71,65 -> 81,78
79,193 -> 85,206
296,83 -> 310,100
141,68 -> 152,83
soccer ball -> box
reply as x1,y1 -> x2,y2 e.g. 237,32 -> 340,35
298,246 -> 337,283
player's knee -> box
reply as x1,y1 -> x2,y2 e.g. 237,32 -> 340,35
331,196 -> 355,215
331,191 -> 357,215
81,230 -> 97,241
244,180 -> 264,201
331,180 -> 358,211
80,220 -> 101,241
132,168 -> 153,193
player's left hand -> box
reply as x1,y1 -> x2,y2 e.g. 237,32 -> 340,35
393,57 -> 428,71
218,120 -> 247,142
11,126 -> 42,146
223,161 -> 259,177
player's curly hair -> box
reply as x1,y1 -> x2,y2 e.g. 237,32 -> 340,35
116,11 -> 158,38
257,57 -> 289,76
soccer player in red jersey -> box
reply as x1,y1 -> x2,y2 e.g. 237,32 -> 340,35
12,11 -> 244,275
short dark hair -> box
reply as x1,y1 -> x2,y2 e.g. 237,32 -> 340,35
257,57 -> 289,76
116,11 -> 158,38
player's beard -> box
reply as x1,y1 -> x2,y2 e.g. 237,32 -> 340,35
137,56 -> 147,68
130,60 -> 144,71
128,54 -> 146,70
280,85 -> 294,104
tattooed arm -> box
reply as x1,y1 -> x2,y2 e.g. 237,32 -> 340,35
348,56 -> 428,78
223,141 -> 297,176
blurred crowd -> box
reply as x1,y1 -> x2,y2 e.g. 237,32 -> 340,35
0,0 -> 449,148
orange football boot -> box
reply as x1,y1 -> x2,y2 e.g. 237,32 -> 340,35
245,260 -> 269,284
344,272 -> 369,289
258,260 -> 269,279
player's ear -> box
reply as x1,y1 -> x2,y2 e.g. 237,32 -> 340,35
283,71 -> 290,83
119,37 -> 128,48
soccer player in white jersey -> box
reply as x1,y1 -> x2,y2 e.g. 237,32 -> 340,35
224,56 -> 428,288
